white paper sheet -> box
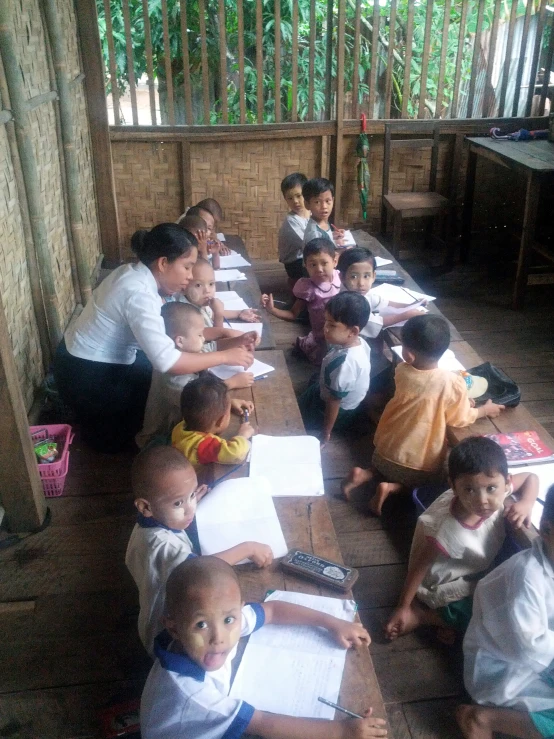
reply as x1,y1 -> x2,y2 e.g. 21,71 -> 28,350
215,291 -> 250,311
249,434 -> 324,496
217,232 -> 226,241
218,253 -> 252,269
375,256 -> 393,267
214,269 -> 247,282
371,283 -> 436,304
509,462 -> 554,530
209,357 -> 274,381
230,590 -> 356,718
196,476 -> 288,562
227,322 -> 263,338
380,302 -> 428,327
392,345 -> 465,371
340,229 -> 356,246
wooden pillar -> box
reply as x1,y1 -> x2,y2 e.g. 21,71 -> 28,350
74,0 -> 121,263
0,293 -> 47,532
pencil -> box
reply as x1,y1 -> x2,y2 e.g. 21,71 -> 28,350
318,697 -> 363,719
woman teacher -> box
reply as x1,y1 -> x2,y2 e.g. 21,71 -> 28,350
54,223 -> 253,452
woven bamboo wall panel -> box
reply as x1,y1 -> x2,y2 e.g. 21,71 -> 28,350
340,135 -> 453,230
190,138 -> 320,259
56,0 -> 81,79
72,83 -> 102,276
112,141 -> 183,257
0,128 -> 44,410
12,0 -> 52,99
29,102 -> 75,330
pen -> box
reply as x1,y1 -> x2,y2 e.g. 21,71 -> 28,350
318,697 -> 363,719
272,299 -> 288,306
243,409 -> 249,422
254,374 -> 268,381
400,286 -> 420,305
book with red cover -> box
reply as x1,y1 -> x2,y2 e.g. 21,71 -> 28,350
485,431 -> 554,465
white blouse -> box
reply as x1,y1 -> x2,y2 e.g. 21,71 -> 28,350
65,262 -> 181,372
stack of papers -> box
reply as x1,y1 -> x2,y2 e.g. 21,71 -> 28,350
214,269 -> 247,282
227,322 -> 263,338
196,476 -> 288,562
509,462 -> 554,530
230,591 -> 356,718
371,283 -> 436,304
219,253 -> 251,269
391,345 -> 465,371
209,357 -> 274,381
250,435 -> 324,496
215,291 -> 249,311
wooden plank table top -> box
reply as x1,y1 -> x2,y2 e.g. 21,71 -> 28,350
210,349 -> 389,729
218,234 -> 276,351
465,137 -> 554,175
359,233 -> 463,343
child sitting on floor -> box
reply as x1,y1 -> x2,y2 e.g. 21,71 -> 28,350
172,373 -> 254,468
302,178 -> 345,247
458,483 -> 554,739
262,238 -> 341,365
385,437 -> 538,643
137,302 -> 255,448
125,446 -> 273,655
338,246 -> 425,392
299,291 -> 371,444
140,556 -> 387,739
181,257 -> 258,389
278,172 -> 310,290
341,314 -> 506,515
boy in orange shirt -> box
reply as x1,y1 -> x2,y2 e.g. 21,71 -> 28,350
342,315 -> 505,516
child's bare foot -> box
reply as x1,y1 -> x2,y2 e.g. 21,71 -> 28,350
455,705 -> 493,739
368,482 -> 404,516
385,603 -> 426,640
340,467 -> 373,500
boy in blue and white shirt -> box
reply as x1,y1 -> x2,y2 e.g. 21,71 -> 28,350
299,291 -> 371,444
140,556 -> 384,739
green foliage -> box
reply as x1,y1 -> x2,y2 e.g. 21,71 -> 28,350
97,0 -> 539,124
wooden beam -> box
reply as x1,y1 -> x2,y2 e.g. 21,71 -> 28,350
308,0 -> 316,119
142,0 -> 157,125
525,0 -> 548,117
291,0 -> 299,121
539,10 -> 554,115
161,0 -> 175,125
418,0 -> 434,118
467,0 -> 484,118
324,0 -> 334,119
483,0 -> 502,118
498,0 -> 518,118
401,0 -> 415,119
435,0 -> 451,119
102,0 -> 120,124
384,0 -> 397,119
237,0 -> 246,123
256,0 -> 264,123
198,0 -> 210,125
512,0 -> 533,117
179,0 -> 194,124
451,0 -> 468,118
121,0 -> 138,125
75,0 -> 121,262
0,291 -> 47,532
274,0 -> 281,122
181,140 -> 192,212
368,0 -> 380,118
334,0 -> 346,220
218,0 -> 228,123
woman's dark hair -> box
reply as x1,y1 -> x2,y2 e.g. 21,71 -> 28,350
131,223 -> 198,267
448,437 -> 509,483
302,177 -> 334,201
326,291 -> 370,330
337,246 -> 377,275
303,237 -> 336,262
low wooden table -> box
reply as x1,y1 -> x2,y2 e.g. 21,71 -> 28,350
212,349 -> 389,728
461,137 -> 554,310
218,235 -> 276,351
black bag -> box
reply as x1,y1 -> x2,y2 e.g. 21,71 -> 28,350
467,361 -> 521,407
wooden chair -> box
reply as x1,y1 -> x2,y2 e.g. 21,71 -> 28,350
381,123 -> 449,258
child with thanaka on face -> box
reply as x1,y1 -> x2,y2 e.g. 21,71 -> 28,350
299,292 -> 371,445
458,483 -> 554,739
181,257 -> 260,389
125,447 -> 272,656
302,178 -> 346,248
278,172 -> 311,290
172,373 -> 254,469
385,437 -> 538,645
342,315 -> 506,516
140,556 -> 388,739
262,238 -> 341,365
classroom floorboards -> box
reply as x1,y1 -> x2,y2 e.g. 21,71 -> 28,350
0,230 -> 553,738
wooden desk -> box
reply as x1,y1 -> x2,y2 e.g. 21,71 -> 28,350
213,349 -> 388,727
219,235 -> 276,351
461,138 -> 554,310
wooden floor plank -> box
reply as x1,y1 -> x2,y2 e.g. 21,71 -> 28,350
338,529 -> 409,568
354,564 -> 407,609
402,697 -> 466,739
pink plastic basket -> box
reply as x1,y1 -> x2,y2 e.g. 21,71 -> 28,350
30,424 -> 74,497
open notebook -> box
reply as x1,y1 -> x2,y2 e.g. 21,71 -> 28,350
209,357 -> 274,381
392,345 -> 465,372
214,269 -> 247,282
215,291 -> 249,311
249,434 -> 324,496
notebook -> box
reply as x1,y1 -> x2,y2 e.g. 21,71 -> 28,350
218,253 -> 251,269
392,345 -> 465,371
371,283 -> 436,304
214,269 -> 247,282
249,434 -> 324,496
209,357 -> 274,381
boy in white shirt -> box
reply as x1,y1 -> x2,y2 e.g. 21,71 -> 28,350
278,173 -> 310,289
136,301 -> 255,448
125,446 -> 273,656
385,437 -> 538,645
299,291 -> 371,445
459,483 -> 554,739
140,555 -> 387,739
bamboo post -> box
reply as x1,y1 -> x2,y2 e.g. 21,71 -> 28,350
0,289 -> 47,533
179,0 -> 194,125
0,3 -> 62,349
0,60 -> 51,369
142,0 -> 157,125
308,0 -> 316,119
43,0 -> 93,305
